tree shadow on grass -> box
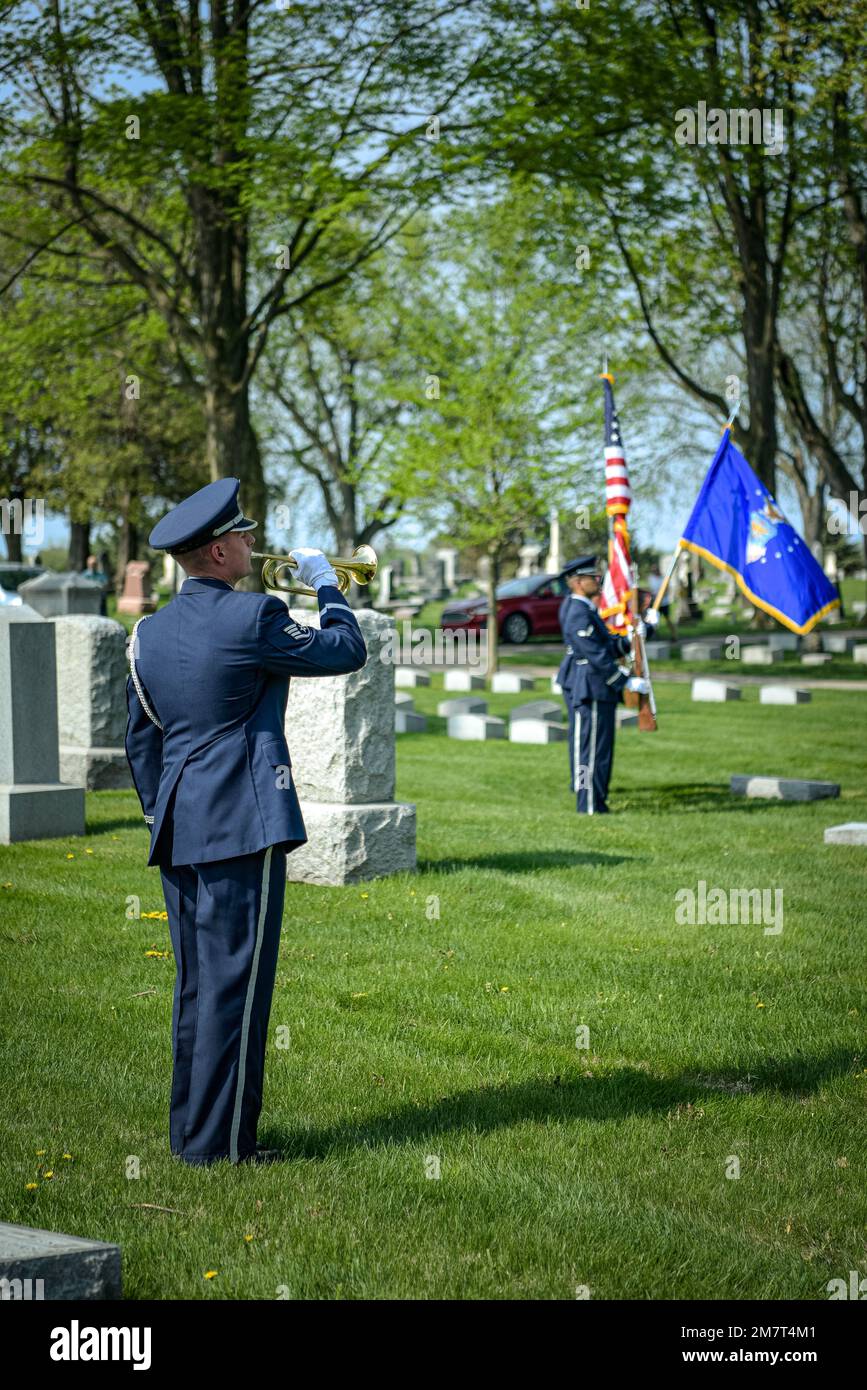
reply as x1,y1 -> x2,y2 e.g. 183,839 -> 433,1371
261,1048 -> 853,1161
86,815 -> 148,834
419,850 -> 636,873
621,783 -> 811,814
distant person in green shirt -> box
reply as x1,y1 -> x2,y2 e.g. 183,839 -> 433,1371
81,554 -> 109,615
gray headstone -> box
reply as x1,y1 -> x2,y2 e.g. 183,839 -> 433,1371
643,640 -> 671,660
490,671 -> 534,693
18,572 -> 103,619
681,640 -> 725,660
437,697 -> 488,717
447,712 -> 506,740
50,616 -> 132,790
731,775 -> 840,801
758,686 -> 811,705
692,679 -> 741,703
742,646 -> 783,664
0,611 -> 85,842
801,652 -> 833,666
509,718 -> 567,743
852,644 -> 867,664
0,1221 -> 121,1300
395,708 -> 427,733
443,670 -> 485,692
509,699 -> 562,724
821,633 -> 855,654
823,823 -> 867,845
394,690 -> 414,707
765,632 -> 800,652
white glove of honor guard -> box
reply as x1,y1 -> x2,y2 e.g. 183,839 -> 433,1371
289,547 -> 340,591
626,675 -> 650,694
644,606 -> 660,627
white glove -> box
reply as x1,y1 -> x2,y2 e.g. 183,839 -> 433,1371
644,607 -> 660,627
289,547 -> 339,591
628,619 -> 647,640
626,675 -> 650,694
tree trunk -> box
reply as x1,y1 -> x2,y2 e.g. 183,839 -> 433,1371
740,255 -> 778,494
204,374 -> 266,592
3,503 -> 23,562
67,519 -> 91,572
485,549 -> 501,677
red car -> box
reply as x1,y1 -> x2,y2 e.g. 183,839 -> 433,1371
440,573 -> 569,644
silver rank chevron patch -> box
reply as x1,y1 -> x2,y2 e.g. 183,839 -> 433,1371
283,620 -> 309,639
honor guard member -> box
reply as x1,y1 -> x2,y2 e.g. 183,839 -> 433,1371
125,477 -> 367,1166
556,554 -> 649,815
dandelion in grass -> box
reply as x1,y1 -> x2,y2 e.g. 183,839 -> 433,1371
204,1270 -> 217,1280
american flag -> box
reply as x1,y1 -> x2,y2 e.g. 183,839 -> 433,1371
599,375 -> 635,631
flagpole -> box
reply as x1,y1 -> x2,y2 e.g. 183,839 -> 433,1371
648,544 -> 682,617
648,410 -> 735,619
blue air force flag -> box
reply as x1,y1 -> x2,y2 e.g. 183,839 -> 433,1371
681,432 -> 840,635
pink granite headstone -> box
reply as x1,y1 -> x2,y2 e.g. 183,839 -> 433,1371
117,560 -> 157,615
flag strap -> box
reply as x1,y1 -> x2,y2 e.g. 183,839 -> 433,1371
648,543 -> 682,617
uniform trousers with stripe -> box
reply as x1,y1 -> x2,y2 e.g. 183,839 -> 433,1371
566,696 -> 617,815
159,844 -> 287,1165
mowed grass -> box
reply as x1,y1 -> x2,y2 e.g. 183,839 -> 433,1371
1,680 -> 865,1300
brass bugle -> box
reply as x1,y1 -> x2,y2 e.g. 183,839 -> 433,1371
251,544 -> 377,598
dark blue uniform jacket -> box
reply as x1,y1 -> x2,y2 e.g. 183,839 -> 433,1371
557,594 -> 631,703
125,576 -> 367,867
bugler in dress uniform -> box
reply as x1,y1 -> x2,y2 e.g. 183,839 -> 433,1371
125,477 -> 367,1165
556,554 -> 648,814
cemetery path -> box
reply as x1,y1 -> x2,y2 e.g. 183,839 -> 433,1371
425,661 -> 867,691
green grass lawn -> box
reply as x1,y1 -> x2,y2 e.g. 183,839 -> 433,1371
1,679 -> 865,1300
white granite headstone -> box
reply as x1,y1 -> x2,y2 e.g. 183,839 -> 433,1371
758,686 -> 811,705
691,679 -> 741,703
51,616 -> 132,789
823,823 -> 867,845
284,608 -> 416,884
447,713 -> 506,740
490,671 -> 534,693
443,670 -> 485,692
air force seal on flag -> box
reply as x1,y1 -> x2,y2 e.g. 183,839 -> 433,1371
746,495 -> 786,566
283,620 -> 309,640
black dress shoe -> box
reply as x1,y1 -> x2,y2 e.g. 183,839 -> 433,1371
241,1146 -> 281,1164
